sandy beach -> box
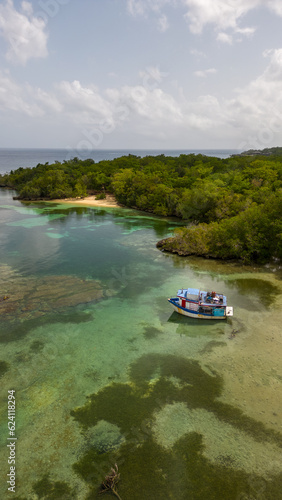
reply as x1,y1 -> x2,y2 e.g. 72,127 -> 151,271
50,194 -> 120,208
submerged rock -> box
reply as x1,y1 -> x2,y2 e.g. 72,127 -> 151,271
0,264 -> 103,322
85,420 -> 125,453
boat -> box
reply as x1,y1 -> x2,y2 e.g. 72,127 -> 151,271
168,288 -> 233,319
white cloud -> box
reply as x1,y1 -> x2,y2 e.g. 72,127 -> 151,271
0,70 -> 63,118
268,0 -> 282,16
127,0 -> 174,31
216,26 -> 256,45
194,68 -> 217,78
158,13 -> 169,32
56,80 -> 113,124
139,66 -> 169,88
127,0 -> 173,16
127,0 -> 146,16
236,26 -> 256,36
127,0 -> 282,40
216,32 -> 233,44
0,0 -> 48,65
223,48 -> 282,147
107,84 -> 183,124
2,47 -> 282,149
190,48 -> 206,58
109,48 -> 282,143
182,0 -> 259,34
33,87 -> 62,113
21,1 -> 33,16
0,70 -> 43,116
262,48 -> 282,81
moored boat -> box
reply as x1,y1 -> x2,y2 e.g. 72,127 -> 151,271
168,287 -> 233,319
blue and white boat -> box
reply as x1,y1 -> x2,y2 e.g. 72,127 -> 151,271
168,288 -> 233,320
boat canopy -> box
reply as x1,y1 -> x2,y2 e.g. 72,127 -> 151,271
177,288 -> 227,306
177,288 -> 199,298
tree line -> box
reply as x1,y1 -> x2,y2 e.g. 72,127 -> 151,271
1,152 -> 282,263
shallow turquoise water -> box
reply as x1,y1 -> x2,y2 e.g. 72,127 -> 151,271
0,189 -> 282,499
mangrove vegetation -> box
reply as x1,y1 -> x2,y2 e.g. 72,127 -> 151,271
1,151 -> 282,263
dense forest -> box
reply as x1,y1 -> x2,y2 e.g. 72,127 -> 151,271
1,151 -> 282,264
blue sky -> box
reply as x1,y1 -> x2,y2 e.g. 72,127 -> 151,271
1,0 -> 282,150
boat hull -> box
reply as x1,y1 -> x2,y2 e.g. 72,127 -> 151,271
168,298 -> 233,320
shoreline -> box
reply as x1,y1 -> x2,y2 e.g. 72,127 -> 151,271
47,194 -> 120,208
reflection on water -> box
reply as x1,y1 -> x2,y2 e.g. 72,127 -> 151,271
0,189 -> 282,499
167,311 -> 229,339
228,278 -> 280,308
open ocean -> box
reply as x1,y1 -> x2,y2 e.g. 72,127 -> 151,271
0,148 -> 240,175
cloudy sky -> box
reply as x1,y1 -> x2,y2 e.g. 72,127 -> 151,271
1,0 -> 282,150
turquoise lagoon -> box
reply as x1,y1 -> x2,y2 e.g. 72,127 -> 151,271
0,188 -> 282,499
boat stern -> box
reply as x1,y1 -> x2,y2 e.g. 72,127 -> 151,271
226,306 -> 233,317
